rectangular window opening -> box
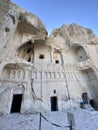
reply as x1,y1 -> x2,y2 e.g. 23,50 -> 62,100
39,54 -> 44,59
55,60 -> 59,64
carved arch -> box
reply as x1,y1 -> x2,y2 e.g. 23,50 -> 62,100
66,44 -> 89,62
53,50 -> 63,64
17,40 -> 34,63
12,84 -> 25,94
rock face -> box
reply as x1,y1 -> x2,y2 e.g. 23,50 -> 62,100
0,1 -> 98,115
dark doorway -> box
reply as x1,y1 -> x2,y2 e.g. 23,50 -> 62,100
11,94 -> 22,113
90,99 -> 98,110
90,100 -> 95,108
51,96 -> 58,111
82,92 -> 88,104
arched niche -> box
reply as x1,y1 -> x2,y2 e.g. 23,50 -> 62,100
2,63 -> 26,81
12,84 -> 25,94
76,46 -> 89,62
2,64 -> 18,80
53,51 -> 63,64
17,41 -> 34,63
66,45 -> 89,63
81,68 -> 98,101
80,68 -> 98,110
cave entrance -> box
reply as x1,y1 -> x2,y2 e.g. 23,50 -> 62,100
51,96 -> 58,111
11,94 -> 22,113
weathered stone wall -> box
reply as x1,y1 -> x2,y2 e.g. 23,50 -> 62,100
0,1 -> 47,114
0,1 -> 98,115
0,0 -> 10,26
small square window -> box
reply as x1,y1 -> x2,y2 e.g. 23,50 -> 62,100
39,54 -> 44,59
54,90 -> 56,94
55,60 -> 59,64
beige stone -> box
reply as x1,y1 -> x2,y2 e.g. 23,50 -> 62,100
0,1 -> 98,115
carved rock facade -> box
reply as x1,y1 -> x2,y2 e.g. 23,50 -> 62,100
0,1 -> 98,114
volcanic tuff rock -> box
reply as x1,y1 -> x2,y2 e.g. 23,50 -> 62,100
0,1 -> 47,61
48,23 -> 98,48
48,23 -> 98,71
1,1 -> 98,130
1,0 -> 98,118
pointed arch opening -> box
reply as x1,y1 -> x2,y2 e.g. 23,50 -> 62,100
66,45 -> 89,63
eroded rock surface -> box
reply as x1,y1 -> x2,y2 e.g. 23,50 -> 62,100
0,1 -> 98,116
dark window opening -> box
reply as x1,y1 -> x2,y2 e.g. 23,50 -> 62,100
28,56 -> 31,62
54,90 -> 56,94
55,60 -> 59,64
90,100 -> 95,108
27,49 -> 31,53
5,27 -> 10,32
11,94 -> 22,113
82,92 -> 88,104
90,99 -> 98,110
28,41 -> 32,45
51,96 -> 58,111
39,54 -> 44,59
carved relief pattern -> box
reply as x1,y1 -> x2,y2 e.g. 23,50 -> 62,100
4,69 -> 27,81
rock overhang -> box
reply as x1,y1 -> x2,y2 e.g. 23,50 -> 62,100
10,2 -> 47,36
